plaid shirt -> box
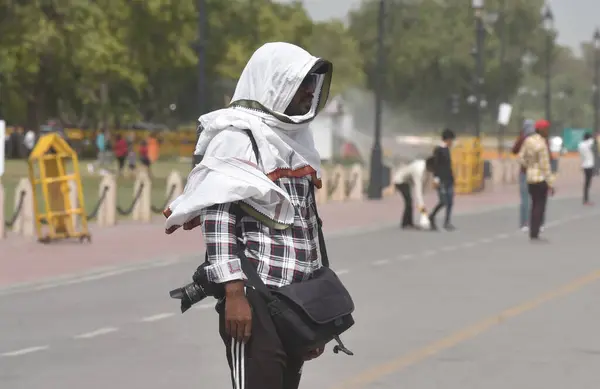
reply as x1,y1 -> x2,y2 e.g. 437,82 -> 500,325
518,133 -> 555,186
200,176 -> 322,288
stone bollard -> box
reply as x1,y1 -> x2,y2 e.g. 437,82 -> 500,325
315,169 -> 328,205
97,174 -> 117,227
12,178 -> 35,237
329,165 -> 347,202
490,160 -> 502,186
0,179 -> 5,239
346,163 -> 364,201
165,170 -> 184,206
132,169 -> 152,222
68,180 -> 81,233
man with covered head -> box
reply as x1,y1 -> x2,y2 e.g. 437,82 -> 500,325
164,42 -> 333,388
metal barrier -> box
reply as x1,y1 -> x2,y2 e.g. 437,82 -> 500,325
28,133 -> 90,243
451,137 -> 484,194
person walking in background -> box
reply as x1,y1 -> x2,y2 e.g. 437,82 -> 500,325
139,139 -> 152,177
89,130 -> 107,174
511,119 -> 536,232
428,128 -> 456,231
393,157 -> 434,230
518,122 -> 555,241
127,147 -> 137,176
113,134 -> 129,175
23,128 -> 36,157
578,132 -> 595,205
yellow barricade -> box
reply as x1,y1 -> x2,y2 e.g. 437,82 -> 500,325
28,133 -> 90,242
451,137 -> 484,194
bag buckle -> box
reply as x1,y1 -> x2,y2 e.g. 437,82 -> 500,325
332,335 -> 354,356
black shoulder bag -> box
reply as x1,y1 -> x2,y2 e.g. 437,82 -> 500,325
238,130 -> 355,358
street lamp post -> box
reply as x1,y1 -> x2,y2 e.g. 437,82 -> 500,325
593,28 -> 600,134
543,6 -> 554,133
193,0 -> 208,168
472,0 -> 485,139
593,28 -> 600,174
497,0 -> 506,155
367,0 -> 385,199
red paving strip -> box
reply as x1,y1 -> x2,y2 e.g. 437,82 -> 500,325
0,176 -> 583,288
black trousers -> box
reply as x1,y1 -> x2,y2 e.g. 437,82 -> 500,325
395,183 -> 414,227
218,287 -> 304,389
528,181 -> 548,239
584,168 -> 593,203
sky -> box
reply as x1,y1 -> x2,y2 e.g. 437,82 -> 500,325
285,0 -> 598,56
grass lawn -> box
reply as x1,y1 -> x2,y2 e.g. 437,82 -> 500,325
1,158 -> 193,223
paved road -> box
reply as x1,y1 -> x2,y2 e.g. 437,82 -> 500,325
1,195 -> 599,389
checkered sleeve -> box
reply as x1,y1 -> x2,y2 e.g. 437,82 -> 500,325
200,203 -> 246,284
538,140 -> 555,186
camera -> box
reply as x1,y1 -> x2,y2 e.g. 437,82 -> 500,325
169,262 -> 221,313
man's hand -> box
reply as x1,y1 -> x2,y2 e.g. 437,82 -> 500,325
224,281 -> 252,343
304,346 -> 325,361
432,180 -> 439,189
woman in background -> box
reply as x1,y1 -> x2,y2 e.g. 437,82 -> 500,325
511,119 -> 535,232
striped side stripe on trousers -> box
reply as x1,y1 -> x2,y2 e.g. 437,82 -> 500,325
231,338 -> 245,389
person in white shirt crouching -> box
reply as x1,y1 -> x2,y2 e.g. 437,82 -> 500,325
393,157 -> 434,230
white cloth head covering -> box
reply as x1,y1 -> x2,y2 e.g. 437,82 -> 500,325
164,42 -> 333,233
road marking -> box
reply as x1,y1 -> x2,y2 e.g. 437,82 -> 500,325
495,233 -> 509,239
479,238 -> 492,244
141,313 -> 174,322
462,242 -> 476,248
1,345 -> 49,357
0,194 -> 588,298
337,269 -> 351,275
74,327 -> 119,339
398,254 -> 414,261
373,259 -> 391,266
440,245 -> 457,252
330,268 -> 600,389
193,302 -> 216,311
422,250 -> 437,257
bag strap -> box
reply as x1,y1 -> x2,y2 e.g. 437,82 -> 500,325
309,182 -> 330,268
235,130 -> 330,292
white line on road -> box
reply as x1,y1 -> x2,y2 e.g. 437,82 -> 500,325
479,238 -> 493,244
440,245 -> 457,252
399,254 -> 414,261
422,250 -> 437,257
462,242 -> 476,248
193,302 -> 216,310
74,327 -> 119,339
373,259 -> 391,266
495,233 -> 509,239
141,313 -> 175,322
1,345 -> 49,357
336,269 -> 351,275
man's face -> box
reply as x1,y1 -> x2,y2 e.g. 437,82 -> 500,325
445,138 -> 454,148
285,73 -> 317,116
538,127 -> 549,137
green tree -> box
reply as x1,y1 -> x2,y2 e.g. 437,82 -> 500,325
307,20 -> 365,97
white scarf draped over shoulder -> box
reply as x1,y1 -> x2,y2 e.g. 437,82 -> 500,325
164,42 -> 333,234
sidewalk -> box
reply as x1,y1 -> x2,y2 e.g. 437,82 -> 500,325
0,174 -> 584,288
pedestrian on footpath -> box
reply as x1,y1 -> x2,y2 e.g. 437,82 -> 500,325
511,119 -> 536,232
393,157 -> 434,229
518,121 -> 555,241
428,128 -> 456,231
578,132 -> 595,205
164,42 -> 351,389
